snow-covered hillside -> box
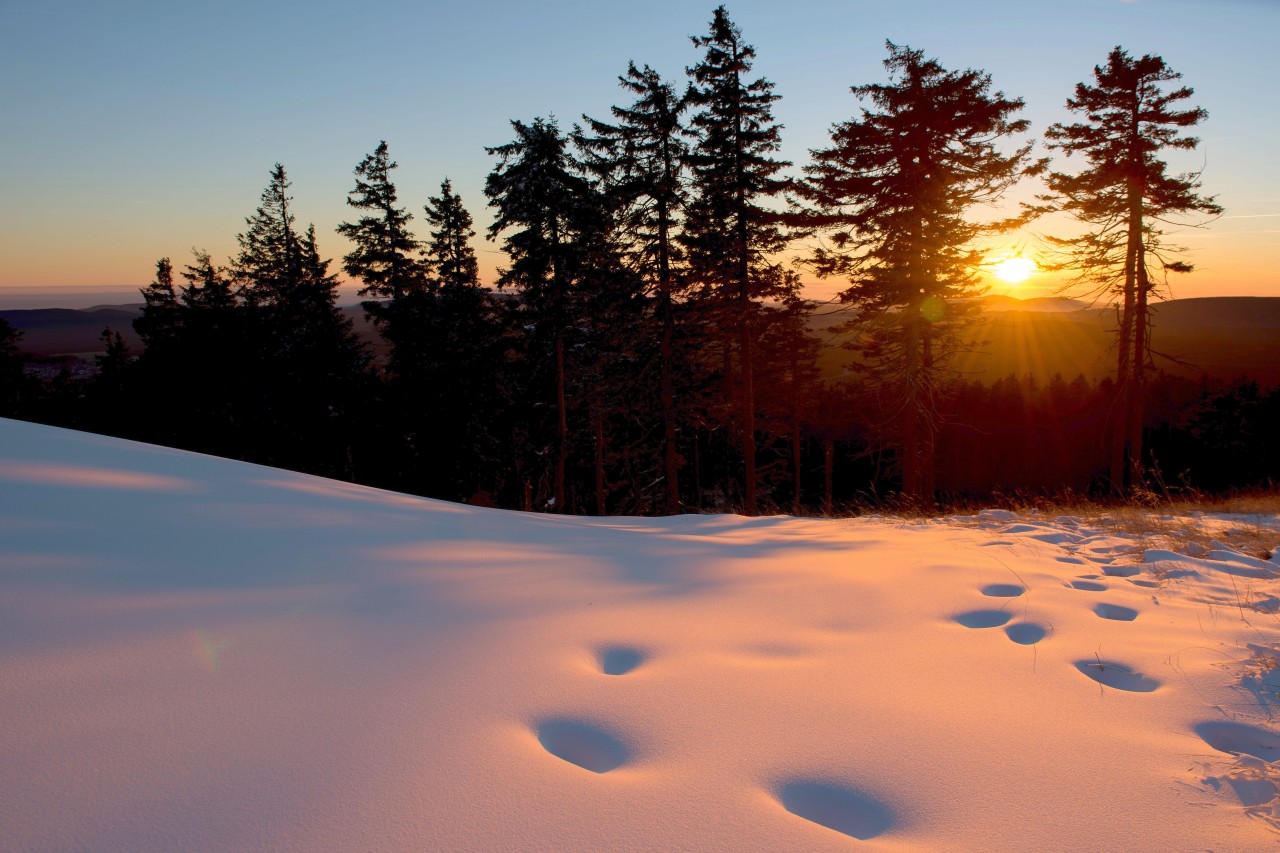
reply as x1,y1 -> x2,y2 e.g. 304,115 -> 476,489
2,417 -> 1278,851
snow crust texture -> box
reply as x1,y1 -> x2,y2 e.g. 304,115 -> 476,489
2,418 -> 1279,851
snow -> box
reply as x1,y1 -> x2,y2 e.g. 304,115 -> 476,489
2,417 -> 1279,851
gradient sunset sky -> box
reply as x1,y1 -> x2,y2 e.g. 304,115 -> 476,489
2,0 -> 1276,304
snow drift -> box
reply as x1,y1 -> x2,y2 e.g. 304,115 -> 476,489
2,417 -> 1278,851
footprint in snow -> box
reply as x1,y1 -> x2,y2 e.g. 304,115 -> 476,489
1074,659 -> 1160,692
981,583 -> 1025,598
954,609 -> 1013,629
1069,579 -> 1107,592
598,646 -> 646,676
1005,622 -> 1049,645
535,718 -> 630,773
1194,721 -> 1280,763
1102,565 -> 1142,578
1094,603 -> 1138,622
775,779 -> 896,841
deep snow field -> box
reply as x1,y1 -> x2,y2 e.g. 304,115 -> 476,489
3,417 -> 1279,851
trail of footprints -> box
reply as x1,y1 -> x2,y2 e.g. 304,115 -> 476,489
954,582 -> 1056,647
972,522 -> 1280,810
532,642 -> 900,841
529,522 -> 1253,841
958,533 -> 1162,691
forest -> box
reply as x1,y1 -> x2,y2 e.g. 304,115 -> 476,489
1,6 -> 1274,515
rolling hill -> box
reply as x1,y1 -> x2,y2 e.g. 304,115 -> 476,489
4,295 -> 1278,385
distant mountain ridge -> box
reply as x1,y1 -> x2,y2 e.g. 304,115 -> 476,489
979,294 -> 1092,313
5,296 -> 1278,385
1,306 -> 144,356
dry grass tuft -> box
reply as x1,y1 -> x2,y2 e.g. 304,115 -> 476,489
927,488 -> 1280,561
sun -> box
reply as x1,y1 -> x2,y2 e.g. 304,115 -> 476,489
992,256 -> 1037,284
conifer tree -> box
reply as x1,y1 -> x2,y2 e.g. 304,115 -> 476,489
578,62 -> 690,514
181,250 -> 236,314
1040,47 -> 1221,492
233,164 -> 367,477
94,327 -> 130,395
234,164 -> 300,311
424,178 -> 481,294
175,250 -> 245,459
796,42 -> 1036,503
131,258 -> 188,445
337,141 -> 425,321
235,167 -> 361,359
134,258 -> 182,352
0,318 -> 27,416
486,116 -> 603,512
683,5 -> 796,514
420,179 -> 502,501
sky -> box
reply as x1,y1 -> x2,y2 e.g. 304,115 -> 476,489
1,0 -> 1277,306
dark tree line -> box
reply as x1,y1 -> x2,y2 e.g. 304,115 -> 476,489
2,8 -> 1254,513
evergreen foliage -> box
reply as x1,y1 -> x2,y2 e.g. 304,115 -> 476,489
134,258 -> 181,352
412,179 -> 502,502
12,11 -> 1260,517
338,140 -> 426,332
424,179 -> 481,293
0,318 -> 27,417
486,116 -> 607,511
577,61 -> 691,513
683,5 -> 798,514
1039,47 -> 1221,492
233,165 -> 369,477
796,42 -> 1037,502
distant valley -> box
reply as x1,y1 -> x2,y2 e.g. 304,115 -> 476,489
5,295 -> 1278,386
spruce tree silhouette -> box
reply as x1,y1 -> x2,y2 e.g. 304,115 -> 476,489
235,164 -> 368,479
1040,47 -> 1221,493
795,42 -> 1037,504
421,178 -> 503,502
486,117 -> 603,512
683,5 -> 796,515
577,62 -> 690,514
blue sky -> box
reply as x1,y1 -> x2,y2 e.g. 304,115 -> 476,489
1,0 -> 1276,301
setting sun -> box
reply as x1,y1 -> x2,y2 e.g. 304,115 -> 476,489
993,255 -> 1036,283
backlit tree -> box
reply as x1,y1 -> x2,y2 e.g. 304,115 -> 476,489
1040,47 -> 1221,492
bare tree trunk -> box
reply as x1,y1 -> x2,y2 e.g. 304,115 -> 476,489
823,436 -> 834,516
592,389 -> 605,516
1128,251 -> 1149,488
555,333 -> 567,513
1109,303 -> 1132,494
901,302 -> 922,500
656,192 -> 681,516
660,291 -> 680,514
721,331 -> 736,506
790,355 -> 802,515
1111,146 -> 1143,494
693,428 -> 703,509
740,305 -> 757,514
920,323 -> 936,506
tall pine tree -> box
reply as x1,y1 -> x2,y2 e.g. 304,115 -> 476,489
486,117 -> 604,511
233,164 -> 368,478
421,179 -> 502,501
683,5 -> 796,515
796,43 -> 1037,503
1040,47 -> 1220,492
337,140 -> 426,335
577,62 -> 690,514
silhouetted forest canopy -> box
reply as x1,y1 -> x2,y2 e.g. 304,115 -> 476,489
3,8 -> 1273,514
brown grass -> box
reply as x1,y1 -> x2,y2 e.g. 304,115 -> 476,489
843,488 -> 1280,561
